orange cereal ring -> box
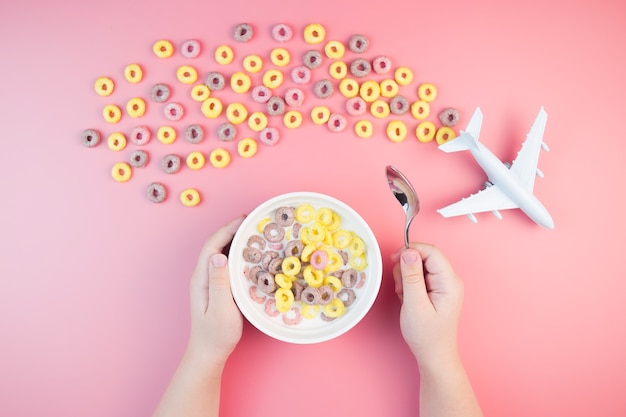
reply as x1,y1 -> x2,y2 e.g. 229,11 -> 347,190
410,100 -> 430,120
370,99 -> 390,118
157,126 -> 177,144
303,23 -> 325,44
153,40 -> 174,58
201,97 -> 223,118
329,61 -> 347,80
94,77 -> 114,96
311,106 -> 331,125
186,151 -> 206,170
215,45 -> 234,65
283,110 -> 303,129
230,72 -> 252,93
380,79 -> 399,98
355,120 -> 373,138
270,47 -> 290,66
176,65 -> 198,84
209,147 -> 231,168
103,104 -> 122,123
124,64 -> 143,83
111,162 -> 132,182
394,66 -> 414,86
418,83 -> 438,102
359,80 -> 381,102
180,188 -> 201,206
262,69 -> 283,89
190,84 -> 210,102
107,132 -> 126,151
226,102 -> 248,124
386,120 -> 408,142
243,54 -> 263,73
435,127 -> 457,145
238,137 -> 258,158
324,40 -> 345,59
339,78 -> 359,98
126,97 -> 146,118
247,111 -> 268,131
416,121 -> 436,143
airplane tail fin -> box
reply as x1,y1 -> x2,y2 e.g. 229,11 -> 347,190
438,107 -> 483,153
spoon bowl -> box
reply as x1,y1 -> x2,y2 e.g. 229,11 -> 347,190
386,165 -> 420,248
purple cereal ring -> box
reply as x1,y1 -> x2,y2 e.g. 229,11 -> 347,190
130,125 -> 151,145
350,58 -> 371,78
372,56 -> 391,74
338,250 -> 349,265
263,222 -> 285,242
247,235 -> 266,250
251,85 -> 272,103
267,257 -> 284,275
259,127 -> 280,146
181,39 -> 200,58
313,79 -> 333,99
284,88 -> 305,107
258,272 -> 277,294
337,289 -> 356,307
261,251 -> 279,270
292,223 -> 302,239
275,206 -> 296,226
146,182 -> 167,203
247,265 -> 263,284
318,286 -> 334,305
243,246 -> 263,263
439,107 -> 460,127
341,268 -> 358,288
349,34 -> 369,53
206,72 -> 225,91
160,154 -> 181,174
327,113 -> 347,132
291,66 -> 311,84
346,97 -> 367,116
185,124 -> 204,143
150,83 -> 171,102
164,102 -> 184,121
267,96 -> 286,116
320,313 -> 336,322
81,128 -> 101,147
301,286 -> 321,305
217,122 -> 237,141
292,280 -> 305,301
284,240 -> 304,258
272,23 -> 293,42
390,95 -> 410,115
129,150 -> 149,167
234,23 -> 253,42
303,50 -> 322,69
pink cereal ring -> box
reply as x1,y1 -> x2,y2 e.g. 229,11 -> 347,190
327,113 -> 347,132
249,285 -> 266,304
282,307 -> 302,326
164,102 -> 184,121
130,126 -> 151,145
259,127 -> 280,145
272,23 -> 293,42
346,96 -> 367,116
264,298 -> 280,317
290,66 -> 311,84
285,87 -> 305,107
251,85 -> 272,103
310,250 -> 328,270
181,39 -> 201,58
356,272 -> 366,288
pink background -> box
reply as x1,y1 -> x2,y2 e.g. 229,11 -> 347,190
1,0 -> 625,416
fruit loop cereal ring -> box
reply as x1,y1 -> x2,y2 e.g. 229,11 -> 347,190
234,23 -> 253,42
201,97 -> 223,118
310,250 -> 329,270
349,34 -> 369,53
337,288 -> 356,307
157,126 -> 176,144
395,66 -> 414,86
350,58 -> 371,78
251,85 -> 271,103
339,78 -> 359,98
111,162 -> 132,182
359,80 -> 381,102
217,122 -> 237,141
243,54 -> 263,73
185,124 -> 204,143
215,45 -> 234,65
272,23 -> 293,42
435,127 -> 457,145
275,287 -> 294,312
190,84 -> 210,102
283,110 -> 303,129
346,96 -> 366,116
237,137 -> 258,158
372,56 -> 392,74
129,150 -> 148,168
94,77 -> 114,96
323,298 -> 345,318
303,23 -> 325,44
248,111 -> 268,131
163,102 -> 184,121
226,102 -> 248,124
301,286 -> 321,305
313,79 -> 334,99
161,154 -> 182,174
380,79 -> 399,98
302,50 -> 322,69
107,132 -> 126,151
276,206 -> 296,226
329,61 -> 347,80
390,95 -> 410,115
439,107 -> 460,127
186,151 -> 206,170
327,113 -> 347,132
153,40 -> 174,58
81,129 -> 101,147
206,71 -> 225,91
324,40 -> 345,59
259,127 -> 280,146
354,120 -> 373,138
181,39 -> 200,58
126,97 -> 146,118
262,69 -> 283,89
285,240 -> 304,258
230,72 -> 252,93
180,188 -> 201,207
370,99 -> 390,118
311,106 -> 331,125
244,247 -> 263,263
301,304 -> 319,319
146,182 -> 167,203
284,87 -> 305,107
124,64 -> 143,83
291,66 -> 311,84
386,120 -> 408,142
209,147 -> 231,168
264,222 -> 285,243
258,272 -> 277,294
318,286 -> 334,305
150,83 -> 171,102
410,100 -> 430,120
176,65 -> 198,84
281,256 -> 301,277
418,83 -> 437,102
267,96 -> 286,116
416,121 -> 436,143
270,47 -> 290,66
130,126 -> 151,145
103,104 -> 122,123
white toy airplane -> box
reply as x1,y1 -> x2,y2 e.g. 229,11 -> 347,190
437,107 -> 554,229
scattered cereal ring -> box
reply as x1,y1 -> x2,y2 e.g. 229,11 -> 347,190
201,97 -> 223,118
185,124 -> 204,143
346,96 -> 366,116
387,120 -> 408,142
329,61 -> 347,80
303,23 -> 325,44
259,127 -> 280,145
313,79 -> 334,99
354,120 -> 373,138
226,102 -> 248,124
94,77 -> 114,96
267,96 -> 286,116
180,188 -> 201,207
215,45 -> 234,65
243,247 -> 263,263
380,79 -> 399,98
209,148 -> 231,168
410,100 -> 430,120
251,85 -> 271,103
126,97 -> 146,118
301,304 -> 320,318
371,99 -> 390,118
186,151 -> 205,170
190,84 -> 210,102
301,286 -> 321,305
290,65 -> 311,85
181,39 -> 200,58
435,127 -> 457,145
107,132 -> 126,151
262,69 -> 284,89
103,104 -> 122,123
124,64 -> 143,83
349,34 -> 369,53
328,113 -> 347,132
258,272 -> 276,294
237,137 -> 258,158
324,40 -> 345,59
324,275 -> 342,292
247,111 -> 268,131
395,66 -> 414,86
81,129 -> 101,147
318,286 -> 334,305
311,106 -> 331,125
418,83 -> 437,102
285,240 -> 304,257
337,288 -> 356,307
130,126 -> 151,145
284,87 -> 305,107
310,250 -> 328,270
242,54 -> 263,73
270,47 -> 290,66
339,78 -> 359,98
153,40 -> 174,58
323,298 -> 345,318
157,126 -> 176,144
350,58 -> 371,78
275,287 -> 294,313
264,222 -> 285,243
272,23 -> 293,42
150,83 -> 170,102
161,154 -> 182,174
176,65 -> 198,84
234,23 -> 253,42
283,110 -> 303,129
275,206 -> 296,227
372,56 -> 391,74
359,80 -> 381,102
390,95 -> 410,115
146,182 -> 166,203
217,122 -> 237,141
206,71 -> 225,91
439,107 -> 460,127
230,71 -> 252,93
111,162 -> 132,182
416,121 -> 436,143
163,102 -> 184,121
129,150 -> 148,168
302,50 -> 322,69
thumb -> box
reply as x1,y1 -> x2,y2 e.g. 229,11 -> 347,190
206,253 -> 235,313
400,249 -> 429,306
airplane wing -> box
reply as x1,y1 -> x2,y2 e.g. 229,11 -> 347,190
509,107 -> 548,192
437,184 -> 519,218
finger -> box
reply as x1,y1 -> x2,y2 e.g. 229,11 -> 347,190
206,253 -> 236,315
399,248 -> 430,307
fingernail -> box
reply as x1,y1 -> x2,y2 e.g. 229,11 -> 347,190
402,250 -> 418,265
211,254 -> 227,267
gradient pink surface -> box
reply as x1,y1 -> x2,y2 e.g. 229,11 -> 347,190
1,0 -> 625,416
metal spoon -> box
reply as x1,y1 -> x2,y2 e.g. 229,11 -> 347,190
386,165 -> 420,248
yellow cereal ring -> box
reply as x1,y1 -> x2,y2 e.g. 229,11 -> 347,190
94,77 -> 114,96
304,23 -> 326,44
324,275 -> 343,292
296,203 -> 315,223
247,111 -> 268,131
315,207 -> 333,225
126,97 -> 146,118
354,120 -> 373,138
305,223 -> 326,243
350,253 -> 368,271
282,256 -> 302,276
370,99 -> 390,118
303,265 -> 324,288
300,244 -> 317,263
201,97 -> 223,118
323,298 -> 345,318
394,66 -> 414,86
209,147 -> 231,168
386,120 -> 408,142
275,274 -> 293,290
237,137 -> 258,158
339,78 -> 359,98
435,126 -> 457,145
180,188 -> 201,207
176,65 -> 198,84
215,45 -> 234,65
111,162 -> 132,182
418,83 -> 438,102
157,126 -> 176,144
275,288 -> 295,313
107,132 -> 126,151
186,151 -> 205,170
283,110 -> 303,129
410,100 -> 430,120
153,40 -> 174,58
325,251 -> 343,273
262,69 -> 283,89
301,304 -> 320,319
359,80 -> 381,102
380,79 -> 399,98
230,72 -> 252,94
124,64 -> 143,83
416,121 -> 436,143
270,47 -> 290,67
243,54 -> 263,73
226,102 -> 248,124
332,229 -> 352,249
329,61 -> 347,80
324,40 -> 345,59
103,104 -> 122,123
311,106 -> 331,125
190,84 -> 210,102
327,211 -> 341,231
349,235 -> 365,256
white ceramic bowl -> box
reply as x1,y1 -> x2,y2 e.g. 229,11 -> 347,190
229,192 -> 382,344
